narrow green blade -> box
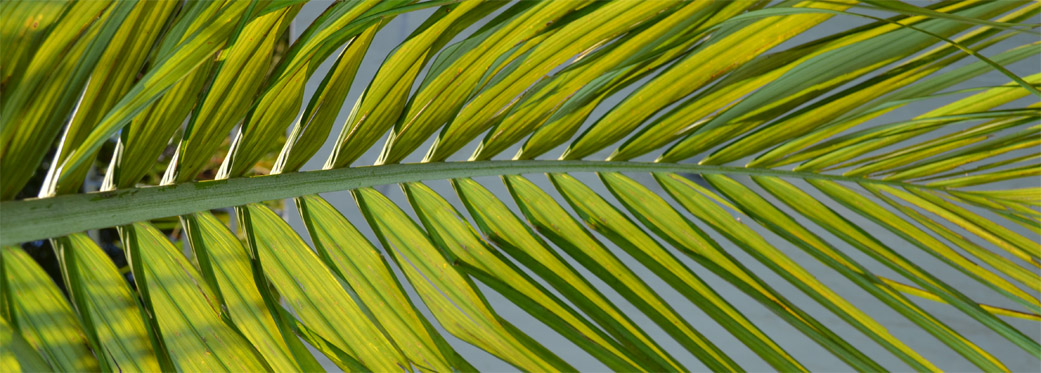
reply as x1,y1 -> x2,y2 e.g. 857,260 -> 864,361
0,317 -> 51,372
295,194 -> 473,371
1,246 -> 99,371
752,176 -> 1019,370
239,203 -> 408,371
119,222 -> 268,372
181,211 -> 317,372
505,174 -> 738,371
453,178 -> 672,372
354,187 -> 573,372
600,172 -> 884,371
554,172 -> 805,372
52,234 -> 161,372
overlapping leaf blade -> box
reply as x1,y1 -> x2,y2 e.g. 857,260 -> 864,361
1,246 -> 99,371
51,233 -> 161,372
1,1 -> 1038,371
295,193 -> 474,371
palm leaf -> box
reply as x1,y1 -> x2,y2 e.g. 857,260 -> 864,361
2,0 -> 1038,371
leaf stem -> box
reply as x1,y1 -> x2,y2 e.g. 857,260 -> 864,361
1,160 -> 950,245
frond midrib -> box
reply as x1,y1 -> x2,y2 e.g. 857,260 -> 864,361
0,159 -> 953,246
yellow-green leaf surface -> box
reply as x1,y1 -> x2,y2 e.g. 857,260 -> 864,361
553,172 -> 805,372
239,203 -> 407,371
52,234 -> 160,372
1,1 -> 1038,371
171,5 -> 299,183
655,172 -> 948,370
661,0 -> 1020,164
180,211 -> 308,372
45,0 -> 178,196
885,124 -> 1040,181
328,0 -> 493,168
427,0 -> 678,162
0,1 -> 66,91
476,0 -> 727,161
599,173 -> 886,371
794,74 -> 1039,172
812,181 -> 1041,313
354,187 -> 572,372
905,187 -> 1040,264
404,181 -> 643,371
505,174 -> 742,371
276,22 -> 381,174
225,0 -> 435,177
457,176 -> 682,371
0,0 -> 111,199
703,1 -> 1037,166
119,222 -> 268,372
844,114 -> 1037,178
55,0 -> 255,189
109,57 -> 217,190
1,246 -> 98,371
373,0 -> 590,166
566,0 -> 852,161
0,316 -> 51,372
754,40 -> 1039,168
751,176 -> 1023,369
883,280 -> 1041,321
295,193 -> 473,372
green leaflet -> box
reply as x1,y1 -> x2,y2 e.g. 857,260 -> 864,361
844,114 -> 1038,178
119,222 -> 268,372
475,0 -> 726,161
794,73 -> 1039,172
927,162 -> 1041,188
565,0 -> 852,161
524,0 -> 760,161
372,0 -> 592,166
599,172 -> 886,371
225,0 -> 435,178
0,1 -> 1038,370
814,182 -> 1041,314
107,54 -> 217,190
238,203 -> 408,371
45,0 -> 179,196
0,317 -> 51,372
271,305 -> 367,371
881,280 -> 1040,321
426,0 -> 678,162
55,1 -> 255,191
884,124 -> 1040,181
505,174 -> 743,371
274,22 -> 381,174
797,109 -> 1037,173
295,194 -> 473,371
661,0 -> 1022,164
354,187 -> 573,372
181,211 -> 315,372
169,5 -> 299,183
892,187 -> 1041,266
52,234 -> 160,372
0,0 -> 110,199
0,1 -> 67,93
553,172 -> 805,372
408,180 -> 644,371
707,3 -> 1039,166
751,176 -> 1022,370
755,40 -> 1040,168
328,0 -> 496,168
1,246 -> 99,371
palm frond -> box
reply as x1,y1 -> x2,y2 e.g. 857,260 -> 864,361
1,0 -> 1038,371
